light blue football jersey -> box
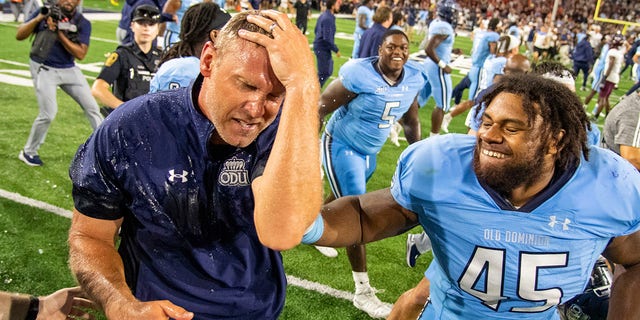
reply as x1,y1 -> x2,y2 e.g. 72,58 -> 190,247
477,55 -> 506,92
325,57 -> 427,155
594,43 -> 610,73
471,30 -> 500,67
166,0 -> 203,34
149,56 -> 200,93
426,19 -> 455,65
391,134 -> 640,319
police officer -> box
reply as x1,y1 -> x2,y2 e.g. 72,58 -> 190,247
92,4 -> 162,116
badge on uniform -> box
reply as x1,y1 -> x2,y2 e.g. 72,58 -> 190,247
105,52 -> 119,67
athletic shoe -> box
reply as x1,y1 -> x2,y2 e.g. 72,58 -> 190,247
314,245 -> 338,258
406,233 -> 421,268
353,287 -> 392,319
18,150 -> 43,166
100,106 -> 115,117
441,113 -> 453,133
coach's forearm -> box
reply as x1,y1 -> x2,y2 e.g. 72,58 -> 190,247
253,84 -> 323,251
68,216 -> 135,316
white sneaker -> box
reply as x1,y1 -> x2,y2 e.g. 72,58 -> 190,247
441,113 -> 453,133
314,246 -> 338,258
353,287 -> 392,319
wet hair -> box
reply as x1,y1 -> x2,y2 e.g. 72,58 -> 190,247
213,10 -> 274,58
159,2 -> 229,65
479,73 -> 590,170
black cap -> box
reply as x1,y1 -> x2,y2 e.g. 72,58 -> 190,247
208,7 -> 231,31
132,4 -> 160,24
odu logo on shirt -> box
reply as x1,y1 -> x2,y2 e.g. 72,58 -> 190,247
219,156 -> 250,186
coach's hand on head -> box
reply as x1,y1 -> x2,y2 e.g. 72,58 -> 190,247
239,10 -> 319,91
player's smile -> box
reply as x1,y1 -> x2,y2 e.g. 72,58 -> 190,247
481,148 -> 506,159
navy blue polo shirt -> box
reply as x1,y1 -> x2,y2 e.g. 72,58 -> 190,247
70,75 -> 285,319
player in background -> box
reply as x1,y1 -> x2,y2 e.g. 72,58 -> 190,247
351,0 -> 374,59
318,30 -> 426,319
440,34 -> 520,134
467,17 -> 500,101
161,0 -> 205,50
583,34 -> 610,116
593,33 -> 625,121
418,0 -> 458,137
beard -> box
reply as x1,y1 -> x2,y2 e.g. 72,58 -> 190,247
473,141 -> 547,197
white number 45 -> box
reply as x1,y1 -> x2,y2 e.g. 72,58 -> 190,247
458,246 -> 568,313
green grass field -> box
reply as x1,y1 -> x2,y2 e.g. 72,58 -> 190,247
0,2 -> 635,319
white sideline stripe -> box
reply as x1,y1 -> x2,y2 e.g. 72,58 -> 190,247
0,189 -> 73,219
287,274 -> 355,301
0,188 -> 366,304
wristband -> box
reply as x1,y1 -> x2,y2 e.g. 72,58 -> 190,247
437,60 -> 447,69
25,295 -> 39,320
301,214 -> 324,244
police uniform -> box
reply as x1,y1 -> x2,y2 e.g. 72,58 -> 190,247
97,42 -> 161,102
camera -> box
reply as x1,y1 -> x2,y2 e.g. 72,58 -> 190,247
39,0 -> 77,32
40,3 -> 63,22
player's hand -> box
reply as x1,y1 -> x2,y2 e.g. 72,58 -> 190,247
105,299 -> 194,320
239,10 -> 318,90
39,286 -> 97,320
336,51 -> 341,58
443,65 -> 452,74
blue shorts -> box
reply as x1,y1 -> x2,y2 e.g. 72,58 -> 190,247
422,60 -> 452,111
321,132 -> 376,197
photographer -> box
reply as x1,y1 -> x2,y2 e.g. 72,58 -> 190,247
15,0 -> 102,167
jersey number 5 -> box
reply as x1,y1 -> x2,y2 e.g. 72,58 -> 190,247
458,246 -> 568,313
379,101 -> 401,129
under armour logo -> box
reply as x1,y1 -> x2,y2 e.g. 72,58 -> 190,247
548,216 -> 571,230
168,169 -> 189,183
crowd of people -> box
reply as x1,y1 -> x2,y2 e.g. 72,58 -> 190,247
8,0 -> 640,319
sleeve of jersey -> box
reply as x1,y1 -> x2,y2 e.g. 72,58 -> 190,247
431,23 -> 449,35
339,60 -> 369,94
586,149 -> 640,235
390,140 -> 436,213
69,125 -> 127,220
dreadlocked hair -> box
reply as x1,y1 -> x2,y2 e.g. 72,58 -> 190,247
159,2 -> 224,65
479,73 -> 590,170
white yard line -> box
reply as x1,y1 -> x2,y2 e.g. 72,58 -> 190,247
0,188 -> 374,305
